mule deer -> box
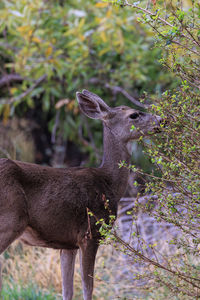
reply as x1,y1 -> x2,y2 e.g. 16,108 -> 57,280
0,90 -> 162,300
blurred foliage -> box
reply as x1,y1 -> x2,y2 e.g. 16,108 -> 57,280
0,0 -> 174,164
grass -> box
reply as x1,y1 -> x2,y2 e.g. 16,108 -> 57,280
1,281 -> 60,300
1,241 -> 137,300
2,239 -> 195,299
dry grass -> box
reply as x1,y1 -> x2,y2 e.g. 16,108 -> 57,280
0,118 -> 35,162
2,242 -> 62,297
1,240 -> 137,299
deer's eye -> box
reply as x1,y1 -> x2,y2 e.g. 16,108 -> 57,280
129,113 -> 139,120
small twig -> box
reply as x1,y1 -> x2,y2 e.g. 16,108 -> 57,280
144,17 -> 200,57
124,1 -> 200,49
105,83 -> 149,109
51,110 -> 60,144
112,230 -> 200,286
8,74 -> 47,104
0,42 -> 19,52
179,73 -> 200,90
170,8 -> 200,48
86,207 -> 93,239
124,1 -> 174,28
88,78 -> 149,108
0,147 -> 11,159
0,74 -> 23,88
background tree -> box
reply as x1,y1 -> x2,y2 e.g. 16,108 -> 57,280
0,0 -> 173,166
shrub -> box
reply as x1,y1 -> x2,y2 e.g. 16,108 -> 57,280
101,0 -> 200,298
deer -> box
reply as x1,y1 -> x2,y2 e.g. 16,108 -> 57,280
0,90 -> 162,300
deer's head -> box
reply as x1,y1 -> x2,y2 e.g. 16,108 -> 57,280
76,90 -> 162,143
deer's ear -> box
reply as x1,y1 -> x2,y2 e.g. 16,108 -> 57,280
76,91 -> 110,120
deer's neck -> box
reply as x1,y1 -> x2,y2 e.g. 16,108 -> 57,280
99,124 -> 131,199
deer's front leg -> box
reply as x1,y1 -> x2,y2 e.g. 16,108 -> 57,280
79,240 -> 98,300
60,249 -> 78,300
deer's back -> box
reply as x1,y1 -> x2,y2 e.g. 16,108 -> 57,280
0,159 -> 117,249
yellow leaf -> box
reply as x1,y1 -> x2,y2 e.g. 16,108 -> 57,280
106,8 -> 112,18
10,87 -> 17,95
95,17 -> 103,24
32,36 -> 41,43
48,58 -> 55,63
117,29 -> 124,49
95,2 -> 109,8
3,104 -> 10,125
67,40 -> 78,47
17,25 -> 29,33
80,35 -> 85,41
64,28 -> 75,37
78,18 -> 85,29
99,47 -> 110,56
67,100 -> 75,111
45,46 -> 53,57
100,31 -> 107,43
54,49 -> 64,57
17,25 -> 33,41
28,29 -> 33,38
51,38 -> 56,44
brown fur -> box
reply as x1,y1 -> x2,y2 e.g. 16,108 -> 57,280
0,90 -> 162,300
